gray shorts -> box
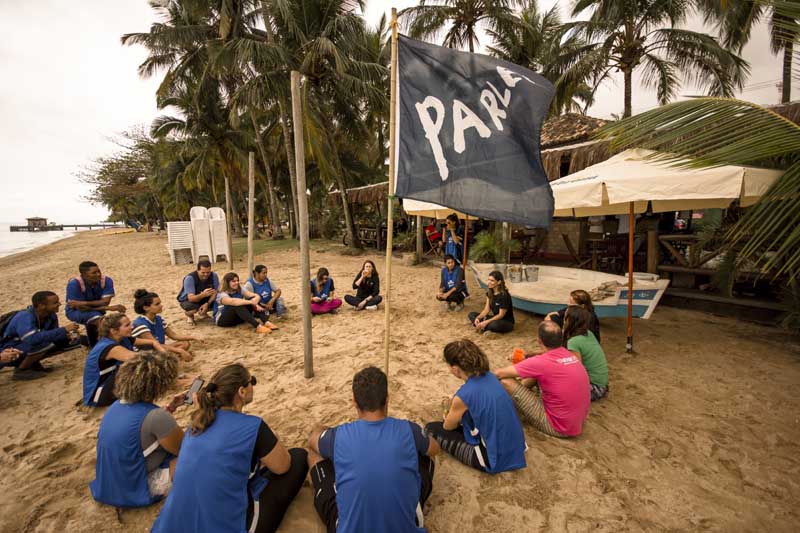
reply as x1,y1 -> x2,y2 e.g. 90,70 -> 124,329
179,297 -> 212,312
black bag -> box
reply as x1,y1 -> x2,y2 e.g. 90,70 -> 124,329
0,309 -> 23,341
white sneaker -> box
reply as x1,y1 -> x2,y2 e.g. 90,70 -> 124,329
365,305 -> 378,311
454,303 -> 464,312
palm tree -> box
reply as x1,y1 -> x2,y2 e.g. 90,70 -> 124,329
486,0 -> 595,114
399,0 -> 520,53
562,0 -> 749,117
698,0 -> 799,103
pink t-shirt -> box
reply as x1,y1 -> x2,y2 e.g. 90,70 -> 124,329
514,347 -> 590,436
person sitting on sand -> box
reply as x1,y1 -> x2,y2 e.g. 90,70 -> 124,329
132,289 -> 197,361
65,261 -> 125,347
177,260 -> 219,325
214,273 -> 277,334
468,270 -> 514,335
563,306 -> 609,401
2,291 -> 82,380
152,363 -> 308,533
426,339 -> 526,474
306,366 -> 438,533
83,313 -> 167,407
344,260 -> 382,311
243,265 -> 287,319
91,351 -> 187,508
442,214 -> 464,264
545,289 -> 601,342
494,321 -> 590,438
436,254 -> 468,311
310,267 -> 342,315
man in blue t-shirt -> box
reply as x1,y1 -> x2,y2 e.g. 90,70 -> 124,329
176,259 -> 219,324
65,261 -> 124,347
306,366 -> 439,533
2,291 -> 82,380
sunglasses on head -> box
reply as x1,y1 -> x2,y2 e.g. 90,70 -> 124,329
244,375 -> 257,387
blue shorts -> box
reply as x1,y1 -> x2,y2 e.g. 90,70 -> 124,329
65,309 -> 105,325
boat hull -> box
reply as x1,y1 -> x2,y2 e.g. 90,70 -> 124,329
469,264 -> 669,319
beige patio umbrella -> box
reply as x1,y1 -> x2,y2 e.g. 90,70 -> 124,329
402,198 -> 478,266
551,148 -> 783,352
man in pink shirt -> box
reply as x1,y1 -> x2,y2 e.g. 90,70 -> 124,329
494,321 -> 590,437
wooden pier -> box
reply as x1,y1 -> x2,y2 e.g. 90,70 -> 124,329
9,223 -> 123,232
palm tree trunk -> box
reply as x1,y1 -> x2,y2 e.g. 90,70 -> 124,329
279,103 -> 300,239
334,174 -> 361,248
623,68 -> 633,118
782,40 -> 793,104
250,112 -> 283,236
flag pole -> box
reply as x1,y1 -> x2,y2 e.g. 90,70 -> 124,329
291,71 -> 314,378
384,7 -> 399,376
626,201 -> 634,353
462,215 -> 469,288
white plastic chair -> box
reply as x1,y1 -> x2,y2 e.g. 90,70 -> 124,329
190,206 -> 214,263
208,207 -> 230,263
166,221 -> 194,265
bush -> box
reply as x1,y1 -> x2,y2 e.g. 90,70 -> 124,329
469,230 -> 519,263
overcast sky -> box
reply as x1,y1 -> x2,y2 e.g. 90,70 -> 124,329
0,1 -> 794,224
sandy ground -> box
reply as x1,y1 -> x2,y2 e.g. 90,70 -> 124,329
0,230 -> 799,533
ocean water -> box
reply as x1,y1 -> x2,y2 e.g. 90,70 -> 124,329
0,224 -> 77,258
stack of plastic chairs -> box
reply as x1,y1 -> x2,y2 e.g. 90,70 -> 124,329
166,221 -> 194,265
189,206 -> 214,263
208,207 -> 230,263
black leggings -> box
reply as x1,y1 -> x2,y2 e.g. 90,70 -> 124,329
467,312 -> 514,334
344,295 -> 383,308
247,448 -> 309,533
86,321 -> 100,347
217,305 -> 267,328
425,422 -> 488,472
311,453 -> 434,533
444,291 -> 465,305
94,373 -> 117,407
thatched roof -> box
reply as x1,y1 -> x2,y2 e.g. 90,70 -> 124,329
328,181 -> 389,206
541,113 -> 609,149
767,100 -> 800,125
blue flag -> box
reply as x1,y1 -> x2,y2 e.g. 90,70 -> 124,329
395,35 -> 555,227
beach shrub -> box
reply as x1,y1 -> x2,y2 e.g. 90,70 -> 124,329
469,230 -> 519,263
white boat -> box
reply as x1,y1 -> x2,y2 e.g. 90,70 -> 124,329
468,263 -> 670,319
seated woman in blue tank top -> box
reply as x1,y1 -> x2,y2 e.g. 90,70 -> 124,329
82,313 -> 167,407
131,289 -> 197,362
91,351 -> 188,508
151,364 -> 308,533
426,339 -> 527,473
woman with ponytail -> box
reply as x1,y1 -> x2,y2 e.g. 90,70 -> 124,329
152,364 -> 308,533
82,312 -> 167,407
545,289 -> 602,342
425,339 -> 526,474
131,289 -> 197,361
468,270 -> 515,335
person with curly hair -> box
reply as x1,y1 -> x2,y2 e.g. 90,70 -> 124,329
426,339 -> 527,473
90,351 -> 187,507
82,313 -> 166,407
152,364 -> 308,533
131,289 -> 197,361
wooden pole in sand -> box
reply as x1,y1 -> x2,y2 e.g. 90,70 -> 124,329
415,215 -> 423,264
626,201 -> 635,353
247,152 -> 256,276
224,175 -> 234,271
291,70 -> 313,378
384,8 -> 399,375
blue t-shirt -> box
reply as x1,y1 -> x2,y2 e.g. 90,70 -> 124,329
178,272 -> 220,302
319,418 -> 428,533
2,306 -> 67,352
444,226 -> 464,262
131,315 -> 167,344
66,276 -> 115,311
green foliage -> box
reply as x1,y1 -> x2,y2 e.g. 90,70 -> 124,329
469,230 -> 519,263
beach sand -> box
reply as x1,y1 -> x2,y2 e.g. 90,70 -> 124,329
1,230 -> 799,532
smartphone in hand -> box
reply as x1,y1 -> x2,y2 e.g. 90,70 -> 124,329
184,377 -> 205,405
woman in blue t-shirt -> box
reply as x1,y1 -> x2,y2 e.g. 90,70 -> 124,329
426,339 -> 527,474
151,363 -> 308,533
131,289 -> 197,361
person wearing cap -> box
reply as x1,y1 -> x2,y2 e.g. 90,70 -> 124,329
152,363 -> 308,533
